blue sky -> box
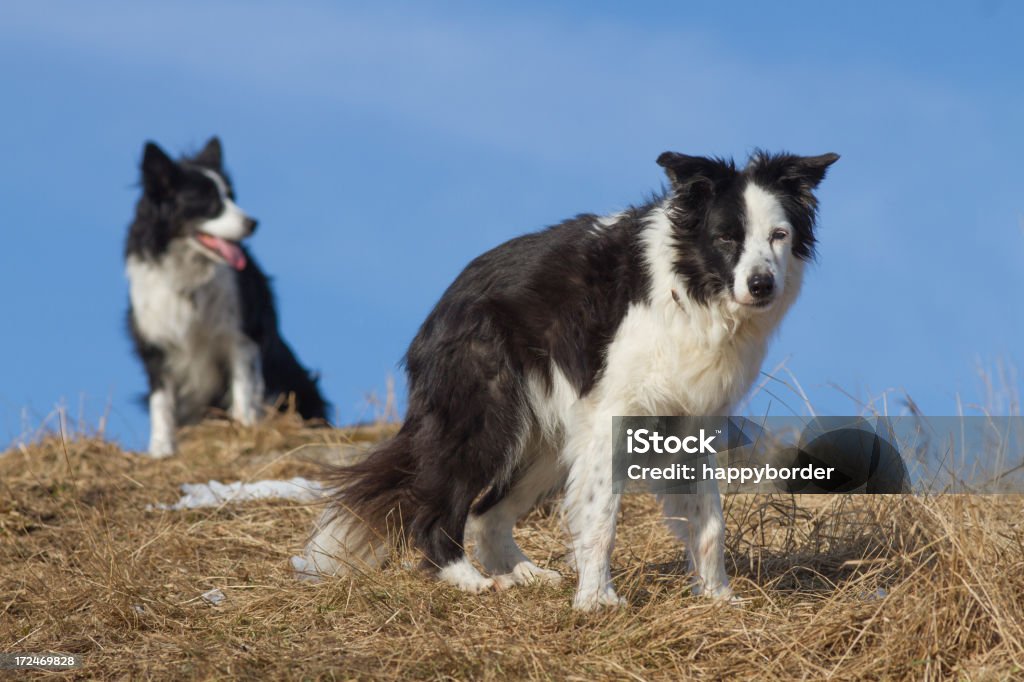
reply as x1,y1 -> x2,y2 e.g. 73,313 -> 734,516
2,1 -> 1022,449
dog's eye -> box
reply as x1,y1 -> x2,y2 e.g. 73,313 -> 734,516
716,235 -> 736,245
770,228 -> 789,242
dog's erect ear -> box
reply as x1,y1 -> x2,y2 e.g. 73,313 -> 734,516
785,153 -> 839,190
141,142 -> 182,199
657,152 -> 735,204
193,136 -> 223,169
750,151 -> 840,192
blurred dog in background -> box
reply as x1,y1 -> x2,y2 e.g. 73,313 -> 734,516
125,137 -> 329,457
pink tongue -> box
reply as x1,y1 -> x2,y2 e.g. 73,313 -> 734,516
196,234 -> 247,270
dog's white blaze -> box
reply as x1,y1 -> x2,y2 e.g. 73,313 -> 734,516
733,182 -> 793,305
197,169 -> 251,241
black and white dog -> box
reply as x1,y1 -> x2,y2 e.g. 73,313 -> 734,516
298,150 -> 837,610
125,138 -> 329,457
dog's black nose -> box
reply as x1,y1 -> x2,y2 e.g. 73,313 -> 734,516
245,217 -> 258,235
748,273 -> 774,299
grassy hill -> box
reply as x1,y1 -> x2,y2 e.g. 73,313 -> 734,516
2,415 -> 1023,679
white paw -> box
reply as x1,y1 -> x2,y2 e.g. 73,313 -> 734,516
438,558 -> 495,594
493,561 -> 563,590
147,438 -> 175,458
573,586 -> 626,611
694,581 -> 734,602
444,574 -> 495,594
290,556 -> 323,583
230,404 -> 259,426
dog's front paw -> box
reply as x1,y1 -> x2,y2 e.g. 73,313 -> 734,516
230,402 -> 260,426
573,586 -> 626,611
438,558 -> 496,594
693,580 -> 734,602
290,555 -> 324,583
147,438 -> 175,458
493,562 -> 563,590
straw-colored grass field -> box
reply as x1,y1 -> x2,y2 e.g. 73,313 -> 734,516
3,415 -> 1023,680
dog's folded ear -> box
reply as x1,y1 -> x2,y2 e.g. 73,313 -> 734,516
141,142 -> 182,200
657,152 -> 735,203
193,136 -> 223,170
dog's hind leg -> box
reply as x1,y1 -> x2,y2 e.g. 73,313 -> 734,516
659,477 -> 732,600
415,448 -> 498,594
411,402 -> 528,594
467,448 -> 565,589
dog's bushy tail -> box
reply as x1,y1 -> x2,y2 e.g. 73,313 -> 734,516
297,431 -> 416,579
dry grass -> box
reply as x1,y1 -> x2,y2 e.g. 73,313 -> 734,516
3,416 -> 1024,680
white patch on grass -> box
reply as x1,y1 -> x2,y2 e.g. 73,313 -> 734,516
201,588 -> 226,605
150,477 -> 323,511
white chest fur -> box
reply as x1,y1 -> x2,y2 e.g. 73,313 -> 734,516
126,243 -> 251,415
598,298 -> 773,415
126,245 -> 242,349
